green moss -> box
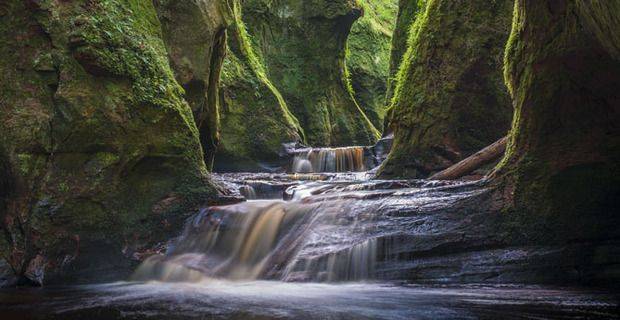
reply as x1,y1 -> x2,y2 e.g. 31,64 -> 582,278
215,1 -> 304,170
0,0 -> 219,283
378,0 -> 513,178
384,0 -> 426,111
345,0 -> 398,131
493,0 -> 620,243
238,0 -> 380,147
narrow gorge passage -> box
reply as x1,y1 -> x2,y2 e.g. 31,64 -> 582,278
2,146 -> 618,319
1,0 -> 618,319
3,152 -> 618,319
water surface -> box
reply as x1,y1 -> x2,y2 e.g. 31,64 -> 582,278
1,281 -> 618,319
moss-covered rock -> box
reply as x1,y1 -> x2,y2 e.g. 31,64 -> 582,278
493,0 -> 620,244
346,0 -> 398,131
0,0 -> 222,284
154,0 -> 233,169
238,0 -> 380,147
378,0 -> 513,178
215,1 -> 304,171
383,0 -> 426,129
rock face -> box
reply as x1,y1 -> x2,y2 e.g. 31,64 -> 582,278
494,0 -> 620,244
0,0 -> 225,285
216,1 -> 304,172
378,0 -> 514,178
346,0 -> 398,131
154,0 -> 232,169
238,0 -> 380,146
384,0 -> 426,111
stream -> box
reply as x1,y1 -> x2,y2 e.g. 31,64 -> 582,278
1,148 -> 618,319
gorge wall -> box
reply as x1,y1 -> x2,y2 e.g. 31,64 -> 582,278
235,0 -> 380,147
216,0 -> 398,170
384,0 -> 426,119
346,0 -> 398,131
0,0 -> 227,285
216,1 -> 303,172
494,0 -> 620,244
378,0 -> 514,178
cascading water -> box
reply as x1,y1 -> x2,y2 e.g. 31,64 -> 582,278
6,171 -> 618,320
132,173 -> 485,283
291,146 -> 366,173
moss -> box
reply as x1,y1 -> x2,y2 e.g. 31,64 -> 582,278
0,0 -> 220,283
384,0 -> 426,112
377,0 -> 513,179
215,1 -> 305,171
493,0 -> 620,243
153,0 -> 233,169
238,0 -> 380,147
345,0 -> 398,131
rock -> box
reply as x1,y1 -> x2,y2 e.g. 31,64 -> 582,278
238,0 -> 381,146
346,0 -> 398,131
384,0 -> 427,118
215,1 -> 304,172
492,0 -> 620,244
0,0 -> 222,285
378,0 -> 514,179
154,0 -> 233,168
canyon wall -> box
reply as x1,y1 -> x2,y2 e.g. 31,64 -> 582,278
0,0 -> 227,285
378,0 -> 513,178
494,0 -> 620,244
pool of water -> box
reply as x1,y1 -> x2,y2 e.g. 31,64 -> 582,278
1,281 -> 618,320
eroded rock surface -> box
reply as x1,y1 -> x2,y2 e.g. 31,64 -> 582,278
0,0 -> 226,285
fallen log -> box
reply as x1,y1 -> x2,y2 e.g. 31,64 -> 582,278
430,136 -> 508,180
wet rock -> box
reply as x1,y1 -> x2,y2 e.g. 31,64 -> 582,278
0,0 -> 222,285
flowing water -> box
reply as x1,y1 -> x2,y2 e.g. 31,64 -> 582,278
1,150 -> 619,319
291,146 -> 367,173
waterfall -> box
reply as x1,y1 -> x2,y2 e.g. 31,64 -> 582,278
239,185 -> 257,199
291,147 -> 366,173
132,174 -> 480,284
132,199 -> 381,283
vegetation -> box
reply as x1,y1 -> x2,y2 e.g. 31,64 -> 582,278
236,0 -> 380,146
493,0 -> 620,244
346,0 -> 398,130
378,0 -> 513,178
216,1 -> 304,171
0,0 -> 221,284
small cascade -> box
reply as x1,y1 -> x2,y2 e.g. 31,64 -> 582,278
239,185 -> 257,199
132,174 -> 481,284
291,147 -> 366,173
133,201 -> 323,282
132,198 -> 382,283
